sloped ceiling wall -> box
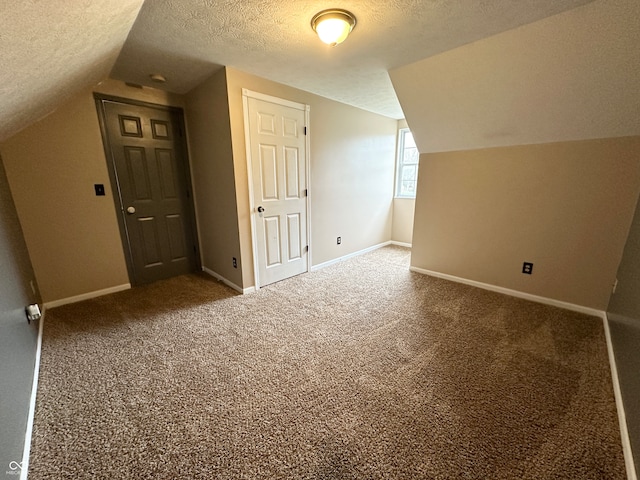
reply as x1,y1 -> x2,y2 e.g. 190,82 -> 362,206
388,0 -> 640,311
110,0 -> 594,120
390,0 -> 640,153
0,0 -> 596,138
0,0 -> 144,142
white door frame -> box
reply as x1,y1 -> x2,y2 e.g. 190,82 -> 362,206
242,88 -> 311,290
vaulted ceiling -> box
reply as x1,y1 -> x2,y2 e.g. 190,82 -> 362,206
390,0 -> 640,152
0,1 -> 144,142
1,0 -> 598,142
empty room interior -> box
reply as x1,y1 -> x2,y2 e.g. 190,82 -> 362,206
1,0 -> 639,478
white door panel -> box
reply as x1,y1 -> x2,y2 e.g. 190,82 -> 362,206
264,216 -> 281,267
246,94 -> 309,287
287,213 -> 302,259
284,147 -> 300,198
260,145 -> 278,200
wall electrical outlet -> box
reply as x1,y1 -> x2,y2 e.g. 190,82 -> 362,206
522,262 -> 533,274
232,257 -> 237,268
337,237 -> 341,245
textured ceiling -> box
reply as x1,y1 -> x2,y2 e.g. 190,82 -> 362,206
0,0 -> 597,142
0,0 -> 144,141
111,0 -> 596,119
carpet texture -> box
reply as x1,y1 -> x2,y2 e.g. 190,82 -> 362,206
29,246 -> 626,479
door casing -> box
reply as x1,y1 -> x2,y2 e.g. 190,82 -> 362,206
242,89 -> 311,289
94,93 -> 200,285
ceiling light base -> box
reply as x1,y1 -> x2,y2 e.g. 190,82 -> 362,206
311,9 -> 356,46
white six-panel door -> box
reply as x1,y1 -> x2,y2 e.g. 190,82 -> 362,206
244,91 -> 309,287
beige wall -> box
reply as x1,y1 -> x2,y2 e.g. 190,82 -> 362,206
411,137 -> 640,310
94,79 -> 186,109
609,194 -> 640,320
0,69 -> 397,299
0,79 -> 185,303
224,67 -> 397,285
184,69 -> 243,287
390,0 -> 640,311
392,119 -> 415,245
392,198 -> 415,245
390,0 -> 640,154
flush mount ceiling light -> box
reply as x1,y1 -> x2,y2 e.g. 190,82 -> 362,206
311,9 -> 356,46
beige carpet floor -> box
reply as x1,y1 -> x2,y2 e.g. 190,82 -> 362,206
29,246 -> 626,479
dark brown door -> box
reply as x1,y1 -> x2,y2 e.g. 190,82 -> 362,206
97,97 -> 198,284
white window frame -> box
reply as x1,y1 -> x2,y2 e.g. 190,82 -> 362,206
395,128 -> 419,198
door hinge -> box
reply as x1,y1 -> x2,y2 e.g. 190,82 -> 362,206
303,189 -> 308,197
304,126 -> 307,136
304,245 -> 309,253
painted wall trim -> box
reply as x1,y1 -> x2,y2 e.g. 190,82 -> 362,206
604,313 -> 638,480
202,266 -> 255,294
242,91 -> 261,291
19,308 -> 44,480
409,266 -> 603,317
241,88 -> 307,111
390,241 -> 412,248
43,284 -> 131,309
242,89 -> 311,290
409,267 -> 636,475
311,241 -> 392,272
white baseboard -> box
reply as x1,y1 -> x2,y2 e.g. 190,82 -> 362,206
390,241 -> 412,248
201,267 -> 254,294
410,266 -> 636,478
311,241 -> 392,272
603,313 -> 638,480
43,284 -> 131,309
409,266 -> 603,317
20,307 -> 44,480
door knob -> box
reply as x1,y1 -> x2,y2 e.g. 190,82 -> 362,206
257,206 -> 264,213
126,206 -> 136,214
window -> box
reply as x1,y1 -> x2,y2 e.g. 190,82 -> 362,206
395,128 -> 419,198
